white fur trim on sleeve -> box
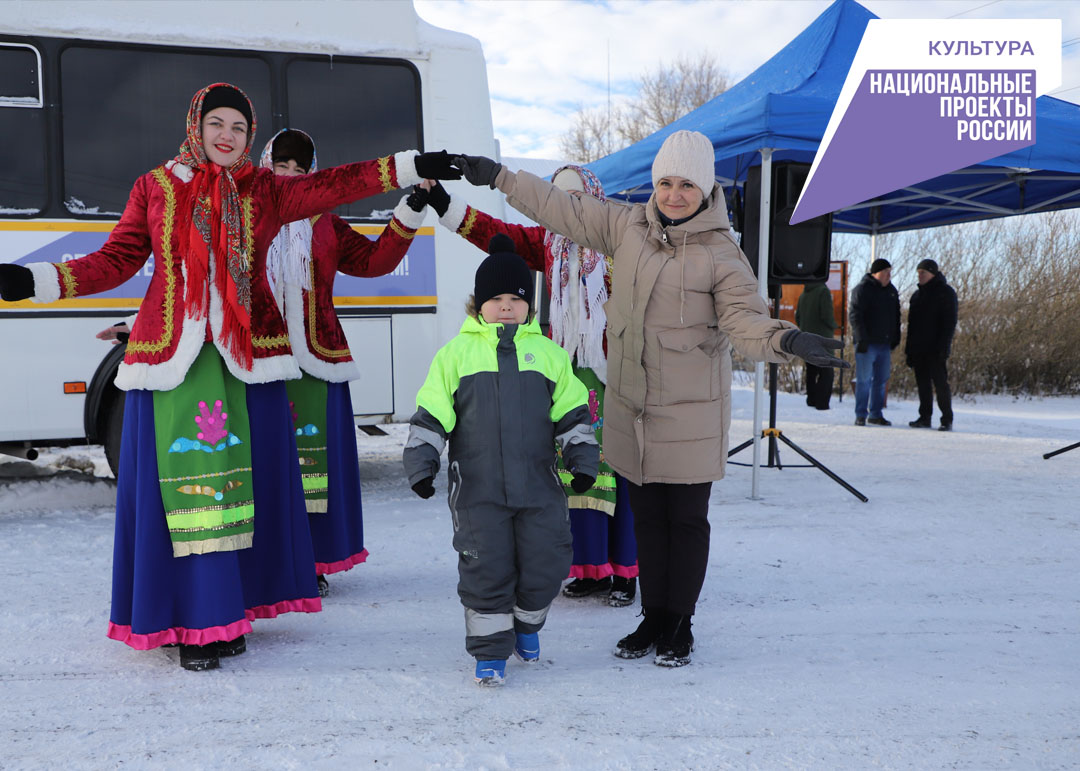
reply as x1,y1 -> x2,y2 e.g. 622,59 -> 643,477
165,159 -> 194,183
28,262 -> 61,304
393,196 -> 427,230
393,149 -> 422,188
438,195 -> 468,233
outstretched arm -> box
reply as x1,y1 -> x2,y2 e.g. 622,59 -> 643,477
3,175 -> 154,304
331,196 -> 426,278
437,192 -> 548,272
271,151 -> 461,226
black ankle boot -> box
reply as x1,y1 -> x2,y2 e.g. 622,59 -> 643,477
562,576 -> 612,598
654,614 -> 694,668
179,643 -> 220,672
614,608 -> 666,659
608,575 -> 637,607
216,635 -> 246,657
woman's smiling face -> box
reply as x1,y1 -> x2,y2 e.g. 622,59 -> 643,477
201,106 -> 248,166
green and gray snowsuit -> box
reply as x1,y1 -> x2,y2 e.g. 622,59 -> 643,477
404,315 -> 599,660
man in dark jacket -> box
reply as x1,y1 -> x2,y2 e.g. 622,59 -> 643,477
905,259 -> 958,431
795,282 -> 838,410
849,258 -> 900,426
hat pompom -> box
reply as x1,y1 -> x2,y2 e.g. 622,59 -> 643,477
488,233 -> 516,255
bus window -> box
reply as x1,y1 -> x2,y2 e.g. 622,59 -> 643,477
0,43 -> 46,215
285,57 -> 421,222
59,45 -> 272,217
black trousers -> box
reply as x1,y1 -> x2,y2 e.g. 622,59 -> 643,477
626,480 -> 713,616
913,358 -> 953,424
805,363 -> 834,409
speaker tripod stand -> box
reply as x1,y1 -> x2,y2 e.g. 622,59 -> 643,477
728,325 -> 867,502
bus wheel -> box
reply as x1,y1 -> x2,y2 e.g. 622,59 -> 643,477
103,393 -> 126,479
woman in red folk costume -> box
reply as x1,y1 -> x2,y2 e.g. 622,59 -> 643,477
0,84 -> 459,672
414,167 -> 638,607
260,128 -> 429,596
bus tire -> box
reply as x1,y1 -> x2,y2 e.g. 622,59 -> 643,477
103,393 -> 125,479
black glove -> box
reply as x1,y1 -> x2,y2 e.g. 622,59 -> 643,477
406,185 -> 429,213
0,263 -> 34,302
570,472 -> 595,494
414,151 -> 463,181
781,329 -> 849,369
453,155 -> 503,189
426,181 -> 451,217
855,340 -> 868,354
411,477 -> 435,499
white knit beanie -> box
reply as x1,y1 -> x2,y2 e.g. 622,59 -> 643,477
651,130 -> 715,195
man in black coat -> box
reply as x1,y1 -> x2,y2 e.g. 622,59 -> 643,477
849,258 -> 900,426
905,259 -> 958,430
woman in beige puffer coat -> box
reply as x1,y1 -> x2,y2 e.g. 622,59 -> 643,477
453,131 -> 845,667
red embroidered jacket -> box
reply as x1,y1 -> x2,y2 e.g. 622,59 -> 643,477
27,151 -> 424,391
284,199 -> 423,382
437,194 -> 612,356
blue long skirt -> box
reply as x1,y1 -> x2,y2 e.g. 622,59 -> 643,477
568,475 -> 638,580
107,381 -> 321,650
310,381 -> 368,574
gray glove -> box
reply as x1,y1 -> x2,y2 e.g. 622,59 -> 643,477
781,329 -> 849,368
453,155 -> 502,189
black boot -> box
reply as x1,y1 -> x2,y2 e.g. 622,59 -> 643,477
217,635 -> 246,657
613,608 -> 665,659
562,576 -> 612,598
317,574 -> 330,598
179,643 -> 220,672
608,575 -> 637,608
654,614 -> 694,668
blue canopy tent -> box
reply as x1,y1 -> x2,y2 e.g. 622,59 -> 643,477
586,0 -> 1080,498
587,0 -> 1080,235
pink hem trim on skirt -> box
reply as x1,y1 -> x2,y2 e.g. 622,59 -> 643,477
568,563 -> 639,580
246,596 -> 322,620
316,549 -> 369,576
108,597 -> 322,650
107,619 -> 252,651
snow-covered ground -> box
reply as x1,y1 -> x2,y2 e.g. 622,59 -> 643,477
2,385 -> 1078,770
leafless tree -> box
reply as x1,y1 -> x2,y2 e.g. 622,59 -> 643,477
559,53 -> 731,163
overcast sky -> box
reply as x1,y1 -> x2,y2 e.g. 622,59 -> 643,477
413,0 -> 1080,159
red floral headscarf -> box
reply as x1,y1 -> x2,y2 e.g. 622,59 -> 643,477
173,83 -> 257,367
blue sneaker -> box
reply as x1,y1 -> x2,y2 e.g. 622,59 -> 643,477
474,659 -> 506,687
514,632 -> 540,663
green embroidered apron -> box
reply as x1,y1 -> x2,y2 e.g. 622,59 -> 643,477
557,365 -> 617,514
154,344 -> 255,557
285,372 -> 329,513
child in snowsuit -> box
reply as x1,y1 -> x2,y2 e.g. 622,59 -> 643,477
403,234 -> 599,686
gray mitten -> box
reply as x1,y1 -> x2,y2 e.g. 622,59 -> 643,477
453,155 -> 503,189
781,329 -> 849,368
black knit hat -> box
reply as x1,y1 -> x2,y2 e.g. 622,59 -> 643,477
474,234 -> 534,309
870,258 -> 892,274
201,85 -> 253,130
916,258 -> 939,274
272,130 -> 315,172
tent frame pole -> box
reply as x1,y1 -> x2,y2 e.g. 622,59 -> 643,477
750,148 -> 773,500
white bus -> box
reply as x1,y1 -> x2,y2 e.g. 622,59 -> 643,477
0,1 -> 507,474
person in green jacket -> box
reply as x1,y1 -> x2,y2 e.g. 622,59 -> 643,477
795,282 -> 838,410
403,234 -> 599,687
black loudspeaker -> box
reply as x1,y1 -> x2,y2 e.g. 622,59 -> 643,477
740,162 -> 832,284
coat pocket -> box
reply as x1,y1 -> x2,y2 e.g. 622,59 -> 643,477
656,326 -> 721,405
605,312 -> 628,393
